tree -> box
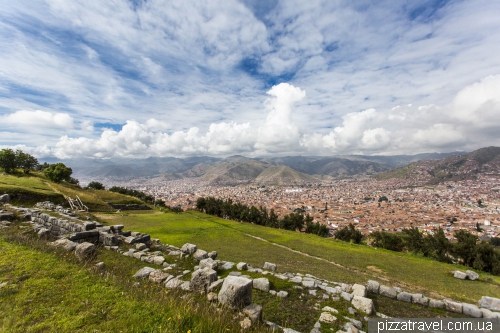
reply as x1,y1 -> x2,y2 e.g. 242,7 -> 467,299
14,150 -> 38,174
43,163 -> 73,183
452,230 -> 478,267
87,181 -> 105,190
0,148 -> 17,173
335,223 -> 363,244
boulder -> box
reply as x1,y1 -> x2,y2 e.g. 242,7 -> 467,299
277,291 -> 288,298
341,291 -> 353,301
75,242 -> 96,261
379,285 -> 397,299
351,296 -> 374,314
199,258 -> 218,270
193,249 -> 208,261
208,251 -> 218,259
94,262 -> 106,273
462,303 -> 482,318
135,243 -> 147,250
289,276 -> 302,284
180,243 -> 197,254
37,227 -> 50,239
0,212 -> 14,220
237,262 -> 248,270
445,299 -> 463,313
165,278 -> 183,289
243,303 -> 262,323
149,270 -> 170,283
351,284 -> 366,297
220,261 -> 235,270
218,276 -> 253,308
152,256 -> 165,266
478,296 -> 500,311
454,270 -> 467,280
481,308 -> 498,318
208,279 -> 225,292
322,306 -> 338,313
429,299 -> 445,309
253,278 -> 270,292
412,294 -> 428,306
191,268 -> 218,293
263,262 -> 277,271
133,267 -> 156,279
0,194 -> 10,203
397,292 -> 412,303
466,270 -> 479,281
319,312 -> 337,323
366,280 -> 380,294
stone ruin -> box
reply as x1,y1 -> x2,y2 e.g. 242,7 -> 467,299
1,197 -> 500,333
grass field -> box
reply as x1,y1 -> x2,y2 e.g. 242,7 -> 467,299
0,231 -> 266,333
0,172 -> 145,210
95,210 -> 500,303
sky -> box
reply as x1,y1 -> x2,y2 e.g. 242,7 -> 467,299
1,0 -> 500,159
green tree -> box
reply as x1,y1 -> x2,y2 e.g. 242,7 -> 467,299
14,150 -> 39,174
0,148 -> 17,173
43,163 -> 73,183
452,230 -> 478,267
87,181 -> 105,190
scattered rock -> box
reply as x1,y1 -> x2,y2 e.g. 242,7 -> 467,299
454,270 -> 467,280
379,285 -> 397,299
207,292 -> 218,302
94,262 -> 106,273
207,251 -> 218,259
152,256 -> 165,266
133,267 -> 156,279
263,262 -> 277,271
0,194 -> 10,203
165,278 -> 183,289
237,262 -> 248,270
466,270 -> 479,281
240,317 -> 252,330
218,276 -> 253,308
478,296 -> 500,311
220,261 -> 235,270
193,249 -> 208,261
341,291 -> 353,301
351,284 -> 366,297
319,312 -> 337,323
253,278 -> 270,292
243,303 -> 262,323
199,258 -> 218,270
322,306 -> 338,314
135,243 -> 147,250
277,291 -> 288,298
149,270 -> 170,283
75,242 -> 97,261
444,299 -> 463,313
180,243 -> 197,254
396,292 -> 412,303
190,268 -> 218,293
351,296 -> 374,314
37,227 -> 50,239
208,279 -> 225,292
462,303 -> 482,318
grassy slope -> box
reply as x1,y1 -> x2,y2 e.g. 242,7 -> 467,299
0,172 -> 144,210
0,233 -> 261,333
96,210 -> 500,303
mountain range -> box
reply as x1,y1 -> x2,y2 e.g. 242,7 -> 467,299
44,151 -> 470,185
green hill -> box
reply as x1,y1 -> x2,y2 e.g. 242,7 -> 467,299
254,165 -> 318,185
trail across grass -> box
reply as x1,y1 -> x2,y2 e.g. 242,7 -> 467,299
96,210 -> 500,303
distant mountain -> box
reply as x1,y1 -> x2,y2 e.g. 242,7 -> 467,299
254,166 -> 318,185
56,149 -> 481,185
376,146 -> 500,183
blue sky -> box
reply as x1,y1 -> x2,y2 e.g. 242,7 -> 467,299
1,0 -> 500,158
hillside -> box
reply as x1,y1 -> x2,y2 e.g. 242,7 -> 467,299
254,165 -> 319,185
0,172 -> 147,210
376,146 -> 500,183
200,157 -> 272,184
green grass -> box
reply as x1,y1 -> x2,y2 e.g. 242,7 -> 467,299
0,172 -> 146,211
95,210 -> 500,303
0,230 -> 268,333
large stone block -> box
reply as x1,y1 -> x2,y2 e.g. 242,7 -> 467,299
199,258 -> 218,270
397,292 -> 412,303
454,270 -> 467,279
263,262 -> 277,271
75,242 -> 97,261
366,280 -> 380,294
193,249 -> 208,261
253,278 -> 270,292
133,267 -> 156,279
478,296 -> 500,311
445,300 -> 463,313
462,303 -> 482,318
218,276 -> 253,308
412,294 -> 428,306
149,270 -> 171,284
352,284 -> 366,297
379,285 -> 397,299
466,270 -> 479,281
191,268 -> 218,293
429,299 -> 445,309
180,243 -> 197,254
243,303 -> 263,323
351,296 -> 374,314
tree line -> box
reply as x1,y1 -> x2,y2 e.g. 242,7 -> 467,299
0,148 -> 77,184
334,223 -> 500,275
108,186 -> 155,204
195,196 -> 329,237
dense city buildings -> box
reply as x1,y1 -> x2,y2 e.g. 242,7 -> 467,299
105,174 -> 500,241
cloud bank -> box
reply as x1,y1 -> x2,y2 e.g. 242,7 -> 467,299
8,77 -> 498,159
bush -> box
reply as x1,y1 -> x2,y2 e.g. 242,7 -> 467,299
335,223 -> 363,244
43,163 -> 73,183
87,181 -> 105,190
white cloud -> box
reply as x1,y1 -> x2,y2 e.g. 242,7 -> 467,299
3,110 -> 74,128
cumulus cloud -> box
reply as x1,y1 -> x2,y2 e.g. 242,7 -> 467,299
3,110 -> 74,128
6,75 -> 500,159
